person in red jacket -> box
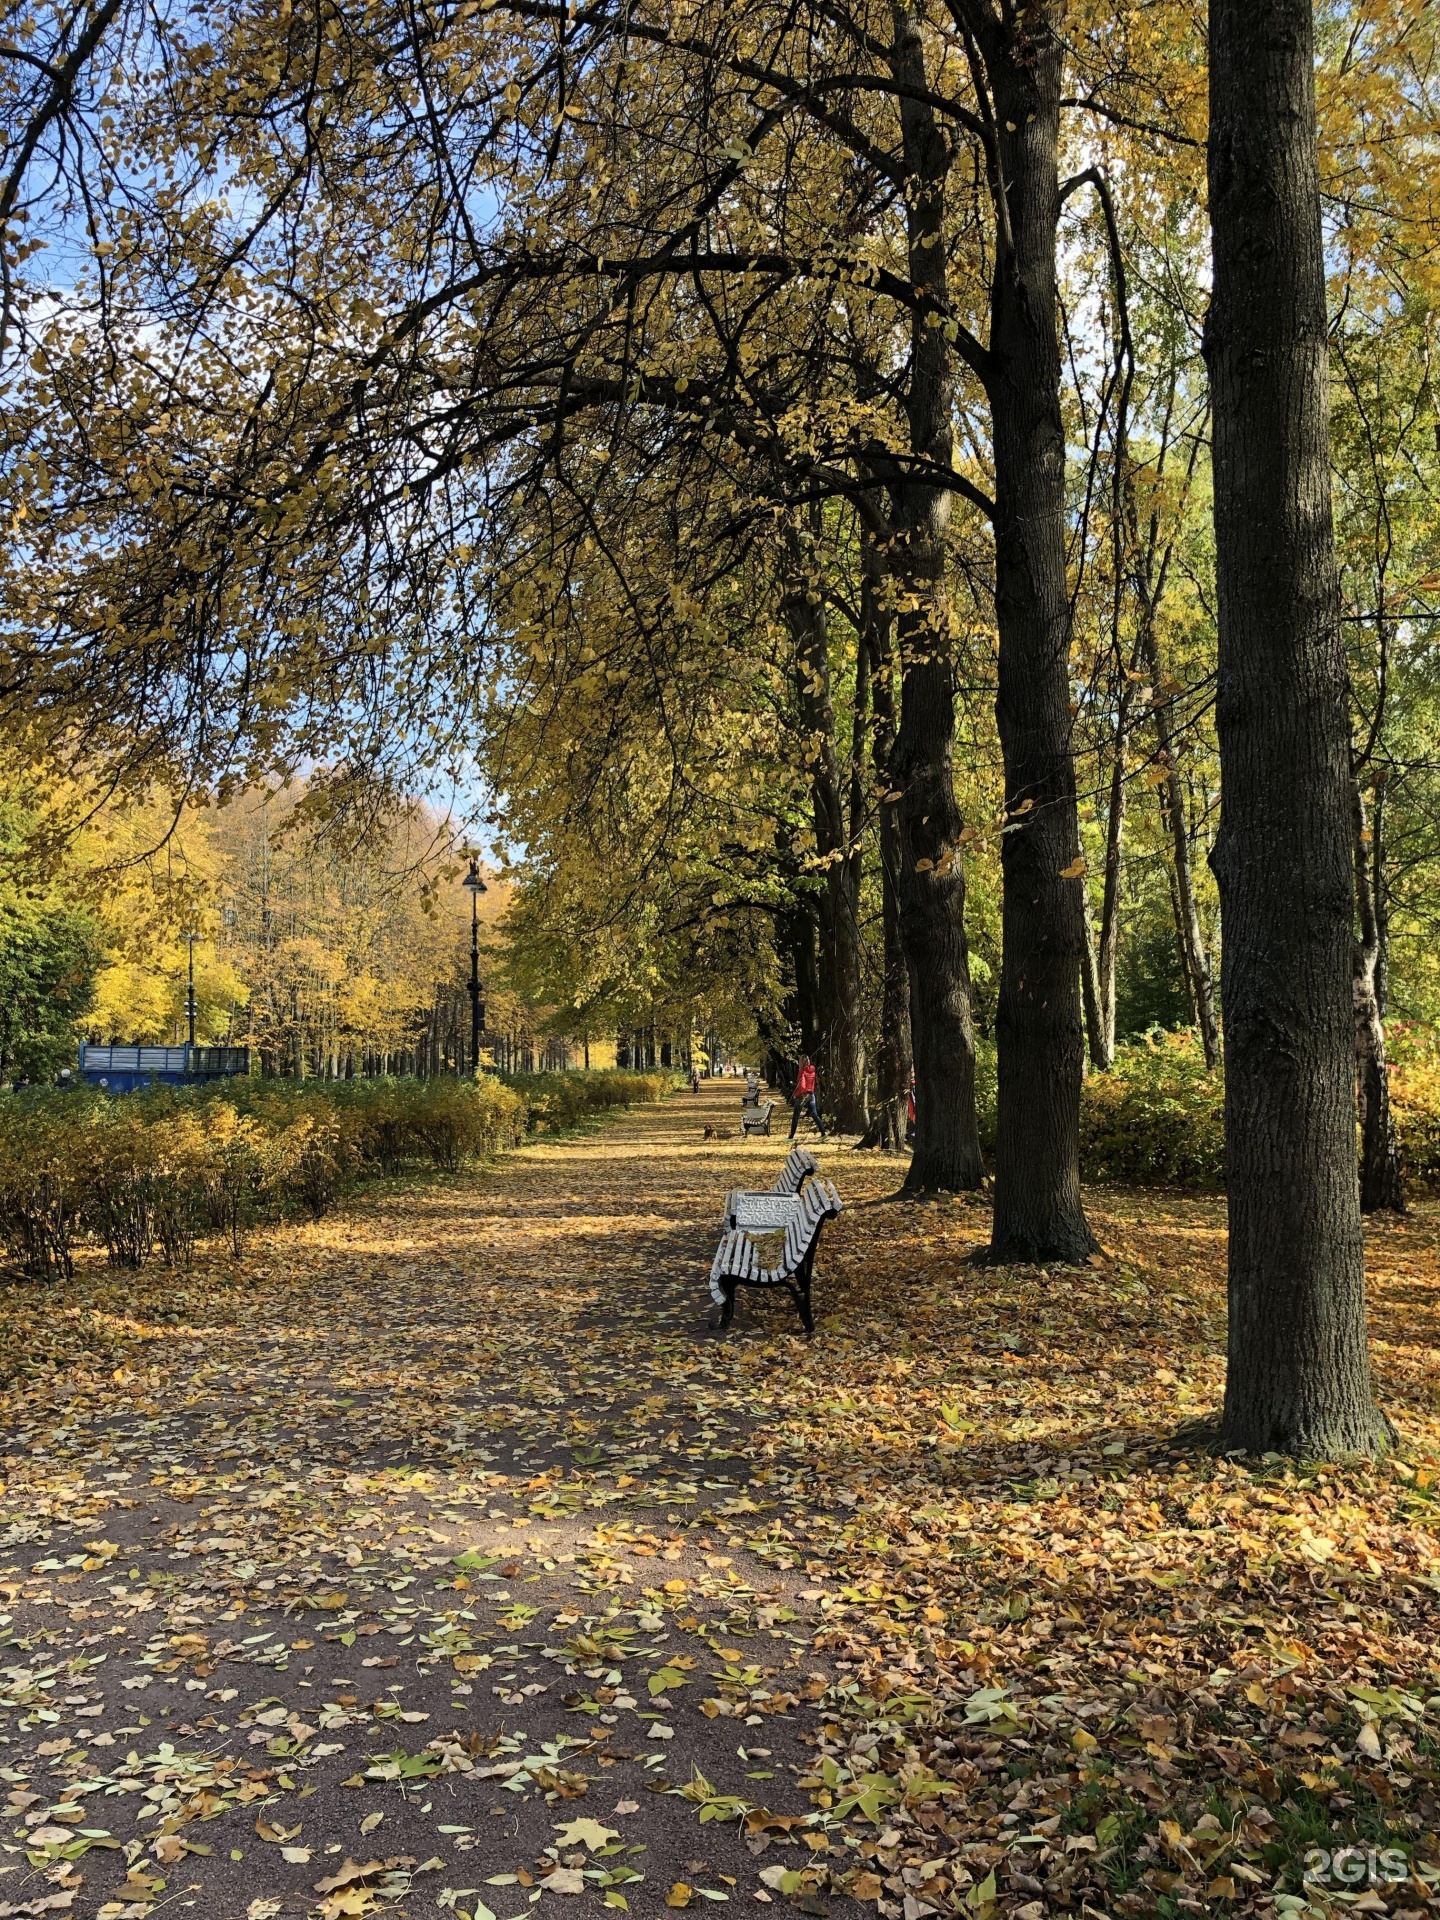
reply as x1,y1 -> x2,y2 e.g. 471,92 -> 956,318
789,1054 -> 826,1139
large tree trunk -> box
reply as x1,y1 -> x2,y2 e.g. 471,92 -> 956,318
1207,0 -> 1388,1455
981,24 -> 1096,1262
1353,783 -> 1404,1214
857,536 -> 911,1152
781,535 -> 869,1134
887,6 -> 982,1193
776,892 -> 821,1080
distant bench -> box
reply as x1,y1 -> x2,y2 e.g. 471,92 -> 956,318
739,1100 -> 775,1137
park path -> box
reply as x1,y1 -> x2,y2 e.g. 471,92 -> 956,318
1,1088 -> 1438,1920
0,1084 -> 911,1920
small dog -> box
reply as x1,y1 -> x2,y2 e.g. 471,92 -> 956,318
702,1124 -> 733,1141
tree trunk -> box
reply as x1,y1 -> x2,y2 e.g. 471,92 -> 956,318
982,27 -> 1096,1261
1094,729 -> 1127,1068
1353,783 -> 1404,1214
887,6 -> 982,1193
778,894 -> 822,1076
781,527 -> 869,1135
1207,0 -> 1388,1455
857,537 -> 911,1152
1163,850 -> 1201,1026
1374,779 -> 1391,1019
1144,639 -> 1220,1067
1080,880 -> 1105,1071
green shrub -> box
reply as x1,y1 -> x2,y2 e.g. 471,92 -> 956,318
1079,1033 -> 1226,1188
0,1102 -> 84,1278
83,1109 -> 159,1268
1072,1026 -> 1440,1192
0,1067 -> 668,1275
1382,1022 -> 1440,1191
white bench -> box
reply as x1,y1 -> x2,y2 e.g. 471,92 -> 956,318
723,1146 -> 818,1232
708,1177 -> 841,1334
739,1100 -> 775,1137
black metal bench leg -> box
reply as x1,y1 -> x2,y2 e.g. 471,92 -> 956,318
792,1254 -> 815,1334
720,1279 -> 737,1329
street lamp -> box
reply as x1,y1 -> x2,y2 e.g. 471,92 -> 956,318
462,858 -> 488,1073
184,927 -> 199,1053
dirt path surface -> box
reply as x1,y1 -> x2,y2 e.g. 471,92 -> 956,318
1,1086 -> 1439,1920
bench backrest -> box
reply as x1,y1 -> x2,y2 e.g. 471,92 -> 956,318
776,1178 -> 841,1277
773,1146 -> 818,1196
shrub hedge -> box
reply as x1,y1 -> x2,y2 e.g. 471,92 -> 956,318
1070,1028 -> 1440,1191
0,1069 -> 671,1277
1078,1034 -> 1227,1189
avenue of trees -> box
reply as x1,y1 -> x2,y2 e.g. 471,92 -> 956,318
2,0 -> 1440,1451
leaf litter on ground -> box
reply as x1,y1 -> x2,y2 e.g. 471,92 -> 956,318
0,1089 -> 1432,1919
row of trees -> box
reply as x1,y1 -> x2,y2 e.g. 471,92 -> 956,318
0,0 -> 1434,1449
0,767 -> 522,1079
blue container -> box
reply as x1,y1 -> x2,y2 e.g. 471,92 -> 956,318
77,1043 -> 251,1093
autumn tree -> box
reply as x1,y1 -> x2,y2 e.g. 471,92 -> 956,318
1207,0 -> 1389,1455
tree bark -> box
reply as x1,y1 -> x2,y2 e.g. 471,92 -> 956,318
887,5 -> 982,1192
1207,0 -> 1388,1455
979,20 -> 1097,1261
776,891 -> 822,1081
1080,878 -> 1106,1071
1353,783 -> 1404,1214
781,525 -> 869,1135
857,535 -> 912,1152
1094,725 -> 1127,1068
1374,779 -> 1391,1019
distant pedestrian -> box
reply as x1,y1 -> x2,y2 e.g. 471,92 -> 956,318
690,1065 -> 701,1093
789,1054 -> 826,1139
905,1074 -> 916,1146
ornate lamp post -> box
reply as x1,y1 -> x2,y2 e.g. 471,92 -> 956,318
462,859 -> 488,1073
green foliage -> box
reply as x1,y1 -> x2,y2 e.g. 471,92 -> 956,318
1383,1024 -> 1440,1192
0,1103 -> 84,1279
1079,1036 -> 1226,1189
0,1069 -> 669,1277
0,901 -> 102,1083
1075,1029 -> 1440,1191
1114,920 -> 1195,1041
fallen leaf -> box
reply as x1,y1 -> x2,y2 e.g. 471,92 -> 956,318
313,1859 -> 387,1895
553,1817 -> 619,1851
